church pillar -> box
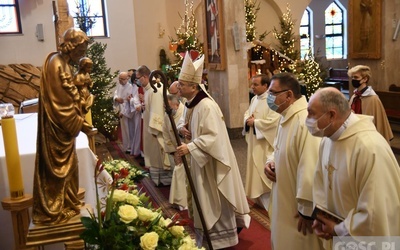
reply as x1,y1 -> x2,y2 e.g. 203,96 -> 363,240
205,1 -> 249,138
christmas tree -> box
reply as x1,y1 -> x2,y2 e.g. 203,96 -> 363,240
245,0 -> 270,61
166,0 -> 203,81
86,43 -> 119,139
72,2 -> 119,140
272,4 -> 324,97
272,4 -> 299,72
297,49 -> 323,99
245,0 -> 268,42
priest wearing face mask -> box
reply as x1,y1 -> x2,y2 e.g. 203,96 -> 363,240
307,87 -> 400,242
264,72 -> 324,250
348,65 -> 393,142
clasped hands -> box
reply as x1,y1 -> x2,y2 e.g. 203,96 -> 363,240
296,210 -> 337,239
246,114 -> 255,127
264,161 -> 338,239
312,215 -> 337,240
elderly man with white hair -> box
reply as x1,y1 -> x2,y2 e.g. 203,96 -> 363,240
307,87 -> 400,242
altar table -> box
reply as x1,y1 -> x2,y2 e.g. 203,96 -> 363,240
0,113 -> 98,249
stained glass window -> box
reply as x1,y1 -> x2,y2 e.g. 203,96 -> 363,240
67,0 -> 108,37
0,0 -> 22,34
325,2 -> 344,59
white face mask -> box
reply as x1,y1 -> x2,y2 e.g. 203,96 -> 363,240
305,112 -> 331,137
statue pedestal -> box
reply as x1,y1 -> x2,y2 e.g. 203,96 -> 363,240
1,194 -> 36,250
1,188 -> 87,250
26,204 -> 92,250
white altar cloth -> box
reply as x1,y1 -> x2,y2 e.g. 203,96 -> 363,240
0,113 -> 98,249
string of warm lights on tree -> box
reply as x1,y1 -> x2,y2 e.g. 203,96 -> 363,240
245,0 -> 269,60
272,4 -> 323,97
74,2 -> 119,139
297,49 -> 323,98
166,0 -> 203,80
272,4 -> 299,72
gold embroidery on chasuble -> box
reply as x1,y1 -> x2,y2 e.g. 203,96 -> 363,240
325,164 -> 336,190
152,116 -> 163,126
184,108 -> 194,143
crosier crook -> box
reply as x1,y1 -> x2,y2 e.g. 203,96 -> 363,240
148,70 -> 213,250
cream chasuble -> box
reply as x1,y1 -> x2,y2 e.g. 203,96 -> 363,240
244,91 -> 280,199
163,102 -> 184,153
186,97 -> 250,249
268,96 -> 323,250
143,83 -> 169,170
163,102 -> 187,208
314,114 -> 400,240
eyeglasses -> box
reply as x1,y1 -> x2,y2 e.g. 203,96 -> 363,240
177,81 -> 193,87
119,78 -> 129,81
136,75 -> 144,80
267,89 -> 289,96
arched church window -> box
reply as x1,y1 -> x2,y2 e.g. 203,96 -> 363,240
300,8 -> 312,59
325,1 -> 344,59
68,0 -> 108,37
0,0 -> 22,34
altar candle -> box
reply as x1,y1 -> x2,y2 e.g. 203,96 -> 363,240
85,109 -> 93,125
1,116 -> 24,199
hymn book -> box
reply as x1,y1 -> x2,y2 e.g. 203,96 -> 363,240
311,204 -> 345,224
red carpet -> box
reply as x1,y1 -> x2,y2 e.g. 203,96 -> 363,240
104,141 -> 272,250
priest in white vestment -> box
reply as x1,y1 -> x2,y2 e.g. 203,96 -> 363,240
176,52 -> 250,249
243,74 -> 280,211
136,65 -> 171,186
113,72 -> 134,152
264,73 -> 324,250
163,93 -> 187,210
307,88 -> 400,242
128,82 -> 142,157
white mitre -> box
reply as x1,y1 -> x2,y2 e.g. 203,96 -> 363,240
178,51 -> 204,85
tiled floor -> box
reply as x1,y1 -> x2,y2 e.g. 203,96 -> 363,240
230,138 -> 248,185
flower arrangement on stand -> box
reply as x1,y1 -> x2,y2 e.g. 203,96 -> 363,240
102,159 -> 149,190
80,159 -> 202,250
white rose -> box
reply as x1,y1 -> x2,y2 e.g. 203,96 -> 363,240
116,162 -> 124,170
118,204 -> 137,224
178,243 -> 192,250
140,232 -> 159,250
137,207 -> 157,222
169,225 -> 185,238
159,217 -> 172,227
112,189 -> 128,202
126,193 -> 140,206
178,236 -> 202,250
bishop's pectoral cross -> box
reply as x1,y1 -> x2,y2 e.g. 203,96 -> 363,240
325,164 -> 336,190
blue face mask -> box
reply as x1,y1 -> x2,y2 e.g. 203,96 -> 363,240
267,92 -> 287,112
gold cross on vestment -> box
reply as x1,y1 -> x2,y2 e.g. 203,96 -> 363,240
325,164 -> 336,190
